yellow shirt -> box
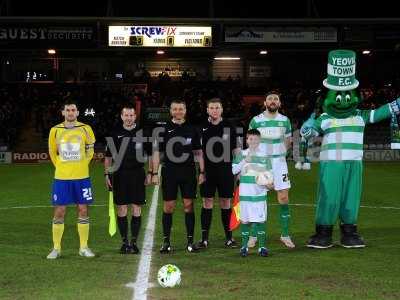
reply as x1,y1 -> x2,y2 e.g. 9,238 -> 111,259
48,121 -> 95,180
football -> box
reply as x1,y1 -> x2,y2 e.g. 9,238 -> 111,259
157,264 -> 181,288
255,171 -> 274,187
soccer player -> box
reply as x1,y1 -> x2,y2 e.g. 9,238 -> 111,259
248,90 -> 295,249
152,99 -> 205,253
47,99 -> 96,259
196,98 -> 240,249
104,104 -> 152,254
232,129 -> 272,257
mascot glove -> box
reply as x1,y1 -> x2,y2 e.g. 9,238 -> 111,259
391,97 -> 400,115
300,113 -> 316,139
300,127 -> 314,139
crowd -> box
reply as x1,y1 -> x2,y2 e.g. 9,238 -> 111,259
0,86 -> 27,149
1,78 -> 399,150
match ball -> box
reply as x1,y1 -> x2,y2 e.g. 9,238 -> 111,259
255,171 -> 274,187
157,264 -> 181,288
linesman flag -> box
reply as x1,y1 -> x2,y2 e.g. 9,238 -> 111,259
229,186 -> 240,231
108,191 -> 117,236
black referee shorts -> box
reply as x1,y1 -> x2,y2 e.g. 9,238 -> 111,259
112,168 -> 146,205
161,165 -> 197,201
200,164 -> 234,199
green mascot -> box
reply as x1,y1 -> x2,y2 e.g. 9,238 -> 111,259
301,49 -> 400,248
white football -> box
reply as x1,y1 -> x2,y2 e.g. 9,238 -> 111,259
256,171 -> 274,187
157,264 -> 181,288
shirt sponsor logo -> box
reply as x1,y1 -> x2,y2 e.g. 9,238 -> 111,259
60,142 -> 81,161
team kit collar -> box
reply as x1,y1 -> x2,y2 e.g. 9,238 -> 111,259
171,118 -> 185,125
123,123 -> 137,131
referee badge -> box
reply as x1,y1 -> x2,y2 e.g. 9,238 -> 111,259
135,142 -> 143,149
222,134 -> 229,140
184,138 -> 192,145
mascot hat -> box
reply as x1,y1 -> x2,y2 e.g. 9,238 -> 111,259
323,49 -> 359,91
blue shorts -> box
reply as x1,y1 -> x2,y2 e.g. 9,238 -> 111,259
51,178 -> 94,206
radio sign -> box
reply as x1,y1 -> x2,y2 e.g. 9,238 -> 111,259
109,26 -> 212,47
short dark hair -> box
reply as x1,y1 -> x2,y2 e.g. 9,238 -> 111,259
170,99 -> 186,107
121,103 -> 136,113
207,97 -> 222,106
265,90 -> 281,98
247,129 -> 261,137
63,98 -> 78,110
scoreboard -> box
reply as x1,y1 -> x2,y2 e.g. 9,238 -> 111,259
109,26 -> 212,47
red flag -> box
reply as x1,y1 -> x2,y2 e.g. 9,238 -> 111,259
229,186 -> 240,231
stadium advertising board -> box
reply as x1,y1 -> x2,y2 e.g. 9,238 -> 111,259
0,152 -> 12,164
0,25 -> 95,48
143,107 -> 170,125
225,27 -> 337,43
12,152 -> 105,163
148,69 -> 196,77
249,65 -> 271,77
12,152 -> 49,163
108,26 -> 212,47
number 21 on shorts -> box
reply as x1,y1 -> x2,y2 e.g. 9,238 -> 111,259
82,188 -> 93,201
282,173 -> 289,182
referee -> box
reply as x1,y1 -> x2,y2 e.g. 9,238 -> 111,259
152,99 -> 205,253
104,104 -> 152,254
196,98 -> 240,249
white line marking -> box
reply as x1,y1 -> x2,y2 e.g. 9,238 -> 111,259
0,202 -> 399,211
129,179 -> 160,300
272,203 -> 400,210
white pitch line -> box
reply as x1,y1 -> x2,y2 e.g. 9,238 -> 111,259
0,203 -> 399,211
129,181 -> 160,300
269,203 -> 400,210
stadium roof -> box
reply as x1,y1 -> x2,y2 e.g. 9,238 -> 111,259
0,0 -> 399,18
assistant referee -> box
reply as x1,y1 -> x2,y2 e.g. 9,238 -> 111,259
197,98 -> 240,249
105,104 -> 152,254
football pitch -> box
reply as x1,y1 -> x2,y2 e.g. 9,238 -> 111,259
1,162 -> 399,300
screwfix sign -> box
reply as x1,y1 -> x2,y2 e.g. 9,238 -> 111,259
109,26 -> 212,47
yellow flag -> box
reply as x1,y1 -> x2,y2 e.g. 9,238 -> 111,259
108,191 -> 117,236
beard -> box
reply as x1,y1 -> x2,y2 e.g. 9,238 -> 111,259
266,105 -> 279,113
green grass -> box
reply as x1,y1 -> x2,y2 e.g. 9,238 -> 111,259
1,162 -> 400,299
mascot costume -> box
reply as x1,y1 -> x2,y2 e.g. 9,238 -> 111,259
301,49 -> 400,248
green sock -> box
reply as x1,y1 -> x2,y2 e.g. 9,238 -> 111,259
256,222 -> 266,249
240,223 -> 250,248
280,204 -> 290,237
250,222 -> 257,238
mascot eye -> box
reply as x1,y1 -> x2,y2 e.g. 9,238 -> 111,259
335,95 -> 342,103
345,94 -> 351,102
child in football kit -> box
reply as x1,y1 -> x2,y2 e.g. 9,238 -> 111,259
232,129 -> 273,257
